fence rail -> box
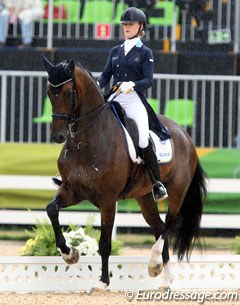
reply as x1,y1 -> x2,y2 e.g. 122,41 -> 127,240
0,71 -> 240,148
1,255 -> 240,291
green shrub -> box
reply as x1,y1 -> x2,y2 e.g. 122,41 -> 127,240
20,222 -> 58,256
20,218 -> 123,256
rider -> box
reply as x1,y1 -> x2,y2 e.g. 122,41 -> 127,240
98,7 -> 168,202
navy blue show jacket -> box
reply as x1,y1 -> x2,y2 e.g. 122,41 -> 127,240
98,41 -> 171,141
98,40 -> 154,96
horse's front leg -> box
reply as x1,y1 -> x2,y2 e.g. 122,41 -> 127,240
98,203 -> 116,288
46,195 -> 79,264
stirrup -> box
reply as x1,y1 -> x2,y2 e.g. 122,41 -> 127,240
152,181 -> 168,202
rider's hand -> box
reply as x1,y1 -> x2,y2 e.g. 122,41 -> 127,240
119,81 -> 135,94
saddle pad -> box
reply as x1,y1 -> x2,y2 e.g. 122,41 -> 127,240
121,124 -> 173,164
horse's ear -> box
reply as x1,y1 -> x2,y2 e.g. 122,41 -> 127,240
42,54 -> 54,73
64,59 -> 75,77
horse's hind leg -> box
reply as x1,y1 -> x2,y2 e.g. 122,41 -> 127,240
136,193 -> 166,277
46,194 -> 79,264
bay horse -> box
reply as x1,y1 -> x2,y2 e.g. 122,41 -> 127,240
42,55 -> 206,288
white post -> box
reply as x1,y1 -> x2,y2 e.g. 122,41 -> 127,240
171,0 -> 177,53
0,75 -> 7,143
234,0 -> 239,54
47,0 -> 54,50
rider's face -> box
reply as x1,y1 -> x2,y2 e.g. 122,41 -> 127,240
122,22 -> 141,39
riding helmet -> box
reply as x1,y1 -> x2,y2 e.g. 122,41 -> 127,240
120,7 -> 147,29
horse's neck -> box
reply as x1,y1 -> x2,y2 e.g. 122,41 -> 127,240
77,70 -> 104,115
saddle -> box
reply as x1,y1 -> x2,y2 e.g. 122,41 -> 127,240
111,101 -> 140,155
110,101 -> 173,164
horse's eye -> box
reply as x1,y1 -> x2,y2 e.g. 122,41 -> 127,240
49,86 -> 62,95
63,90 -> 72,99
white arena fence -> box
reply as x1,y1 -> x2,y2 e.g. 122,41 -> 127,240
1,71 -> 240,148
1,255 -> 240,292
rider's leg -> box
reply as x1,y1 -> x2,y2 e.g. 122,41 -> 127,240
115,92 -> 168,202
142,143 -> 168,202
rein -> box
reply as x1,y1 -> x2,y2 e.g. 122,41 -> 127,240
69,102 -> 110,137
50,67 -> 120,137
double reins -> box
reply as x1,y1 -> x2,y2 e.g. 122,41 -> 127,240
50,71 -> 122,136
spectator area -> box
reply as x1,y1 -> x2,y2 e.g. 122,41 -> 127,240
41,0 -> 178,26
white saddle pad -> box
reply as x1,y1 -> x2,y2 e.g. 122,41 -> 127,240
121,125 -> 173,164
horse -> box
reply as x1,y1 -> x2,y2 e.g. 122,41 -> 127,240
42,55 -> 207,288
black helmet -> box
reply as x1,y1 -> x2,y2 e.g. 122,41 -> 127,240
120,7 -> 147,28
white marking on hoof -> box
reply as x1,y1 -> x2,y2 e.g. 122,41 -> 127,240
89,280 -> 108,294
158,262 -> 175,288
148,236 -> 164,277
60,247 -> 79,264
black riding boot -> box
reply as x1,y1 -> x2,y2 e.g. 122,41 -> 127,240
142,144 -> 168,202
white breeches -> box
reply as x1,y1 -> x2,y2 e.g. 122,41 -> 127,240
113,91 -> 149,148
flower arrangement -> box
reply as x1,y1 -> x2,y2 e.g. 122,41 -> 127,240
63,227 -> 99,256
20,217 -> 123,256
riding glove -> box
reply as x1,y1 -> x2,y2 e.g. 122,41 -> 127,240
119,81 -> 135,94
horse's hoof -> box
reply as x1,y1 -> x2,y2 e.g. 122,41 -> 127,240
148,262 -> 164,277
89,281 -> 108,295
158,276 -> 174,289
61,248 -> 79,264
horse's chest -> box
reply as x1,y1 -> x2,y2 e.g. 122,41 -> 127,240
57,149 -> 101,184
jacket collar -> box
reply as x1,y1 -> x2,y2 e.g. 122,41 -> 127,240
119,39 -> 143,63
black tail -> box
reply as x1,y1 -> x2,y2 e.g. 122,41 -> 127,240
173,160 -> 207,260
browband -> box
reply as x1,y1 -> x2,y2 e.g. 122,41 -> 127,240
48,78 -> 72,87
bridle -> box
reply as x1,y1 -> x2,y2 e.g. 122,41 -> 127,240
49,69 -> 111,137
49,74 -> 78,123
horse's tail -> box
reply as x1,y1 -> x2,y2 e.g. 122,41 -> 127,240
173,160 -> 207,260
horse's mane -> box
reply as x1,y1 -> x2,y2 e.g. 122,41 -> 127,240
73,60 -> 105,99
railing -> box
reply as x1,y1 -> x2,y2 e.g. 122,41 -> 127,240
6,0 -> 240,52
0,71 -> 240,147
176,0 -> 239,50
1,255 -> 240,291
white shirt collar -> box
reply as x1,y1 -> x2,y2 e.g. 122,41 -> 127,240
124,38 -> 141,55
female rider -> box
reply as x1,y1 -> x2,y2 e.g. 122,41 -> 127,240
98,7 -> 168,202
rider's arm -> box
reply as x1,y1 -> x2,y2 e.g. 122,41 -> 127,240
134,48 -> 154,91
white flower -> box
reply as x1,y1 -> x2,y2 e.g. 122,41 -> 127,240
63,227 -> 99,256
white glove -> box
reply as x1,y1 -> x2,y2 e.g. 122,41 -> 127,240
119,81 -> 135,94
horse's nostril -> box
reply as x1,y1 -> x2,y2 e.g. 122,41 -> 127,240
51,132 -> 66,143
59,134 -> 65,142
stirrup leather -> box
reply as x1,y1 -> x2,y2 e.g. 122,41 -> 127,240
152,181 -> 168,202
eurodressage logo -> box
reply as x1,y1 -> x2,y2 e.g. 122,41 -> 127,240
125,289 -> 239,303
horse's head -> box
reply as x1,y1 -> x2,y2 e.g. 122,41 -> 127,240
42,55 -> 105,143
42,54 -> 77,143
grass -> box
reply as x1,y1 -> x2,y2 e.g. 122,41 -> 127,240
0,228 -> 236,252
1,189 -> 240,214
200,149 -> 240,178
0,143 -> 61,175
